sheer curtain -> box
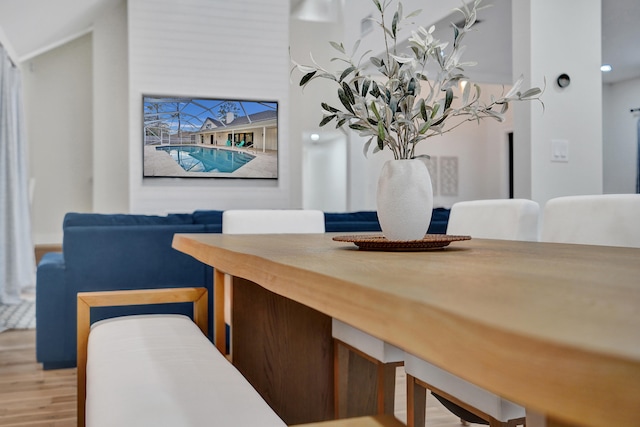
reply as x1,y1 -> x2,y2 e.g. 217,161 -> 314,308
0,45 -> 36,305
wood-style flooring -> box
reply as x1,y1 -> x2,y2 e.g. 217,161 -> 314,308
0,329 -> 474,427
0,330 -> 75,427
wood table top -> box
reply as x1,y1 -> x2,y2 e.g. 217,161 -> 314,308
173,233 -> 640,427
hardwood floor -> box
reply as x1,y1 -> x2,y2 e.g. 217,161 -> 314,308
0,330 -> 76,427
0,329 -> 473,427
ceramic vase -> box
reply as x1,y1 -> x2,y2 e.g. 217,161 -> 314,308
376,159 -> 434,241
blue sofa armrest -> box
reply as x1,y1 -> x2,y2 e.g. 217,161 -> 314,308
37,222 -> 215,369
35,252 -> 68,368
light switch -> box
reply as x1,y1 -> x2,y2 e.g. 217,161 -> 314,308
551,139 -> 569,162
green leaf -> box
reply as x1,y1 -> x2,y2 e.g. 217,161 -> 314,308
361,79 -> 371,97
377,121 -> 386,145
363,137 -> 373,158
405,8 -> 421,19
419,120 -> 432,134
299,71 -> 317,86
407,77 -> 416,95
371,101 -> 381,120
389,96 -> 398,113
430,103 -> 440,118
419,99 -> 427,120
432,114 -> 447,127
339,66 -> 356,82
370,82 -> 381,98
329,41 -> 345,54
444,88 -> 453,110
372,0 -> 382,13
462,81 -> 471,105
435,47 -> 444,67
370,57 -> 383,68
349,123 -> 369,131
342,82 -> 355,105
321,102 -> 339,113
377,135 -> 385,151
392,11 -> 399,38
338,88 -> 355,114
319,115 -> 336,127
520,87 -> 542,99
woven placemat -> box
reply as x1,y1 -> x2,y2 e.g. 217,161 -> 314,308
332,234 -> 471,252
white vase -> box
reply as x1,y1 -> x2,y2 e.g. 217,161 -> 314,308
376,159 -> 434,241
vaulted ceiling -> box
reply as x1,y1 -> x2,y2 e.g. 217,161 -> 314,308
0,0 -> 638,84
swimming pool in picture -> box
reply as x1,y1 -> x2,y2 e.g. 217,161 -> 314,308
156,146 -> 256,173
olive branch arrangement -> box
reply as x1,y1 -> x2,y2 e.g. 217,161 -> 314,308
292,0 -> 543,160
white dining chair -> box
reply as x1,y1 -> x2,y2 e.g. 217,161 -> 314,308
540,194 -> 640,247
221,209 -> 325,354
405,199 -> 539,427
334,199 -> 539,420
446,198 -> 540,241
222,209 -> 325,235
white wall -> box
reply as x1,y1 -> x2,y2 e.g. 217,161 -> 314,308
603,77 -> 640,193
24,34 -> 93,244
93,0 -> 129,213
415,94 -> 514,208
128,0 -> 291,214
289,17 -> 343,209
341,0 -> 459,60
513,0 -> 603,207
0,25 -> 19,64
303,134 -> 347,212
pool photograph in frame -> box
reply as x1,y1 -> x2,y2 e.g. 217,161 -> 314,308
143,95 -> 278,179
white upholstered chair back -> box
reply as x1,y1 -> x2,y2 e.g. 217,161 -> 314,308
221,210 -> 325,327
222,209 -> 325,234
540,194 -> 640,248
405,199 -> 539,426
446,199 -> 540,241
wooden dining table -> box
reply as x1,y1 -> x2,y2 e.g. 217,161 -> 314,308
172,233 -> 640,427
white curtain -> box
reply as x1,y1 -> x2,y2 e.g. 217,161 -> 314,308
0,45 -> 36,305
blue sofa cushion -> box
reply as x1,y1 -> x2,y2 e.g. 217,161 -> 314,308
428,207 -> 451,234
63,212 -> 194,227
324,211 -> 382,233
324,211 -> 379,223
192,210 -> 224,226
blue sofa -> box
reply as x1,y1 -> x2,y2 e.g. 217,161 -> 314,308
36,209 -> 449,369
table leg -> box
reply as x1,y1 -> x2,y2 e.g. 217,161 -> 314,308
213,268 -> 226,353
231,277 -> 334,424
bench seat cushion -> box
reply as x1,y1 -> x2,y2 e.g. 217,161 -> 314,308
86,314 -> 286,427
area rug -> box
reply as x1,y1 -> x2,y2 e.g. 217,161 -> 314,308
0,299 -> 36,333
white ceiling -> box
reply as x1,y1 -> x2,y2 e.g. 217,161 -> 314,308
0,0 -> 638,84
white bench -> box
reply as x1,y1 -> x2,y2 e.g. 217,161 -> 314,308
76,288 -> 286,427
76,287 -> 405,427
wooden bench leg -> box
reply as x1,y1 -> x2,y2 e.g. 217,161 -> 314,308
214,268 -> 226,353
406,373 -> 426,427
334,339 -> 401,418
76,287 -> 208,427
